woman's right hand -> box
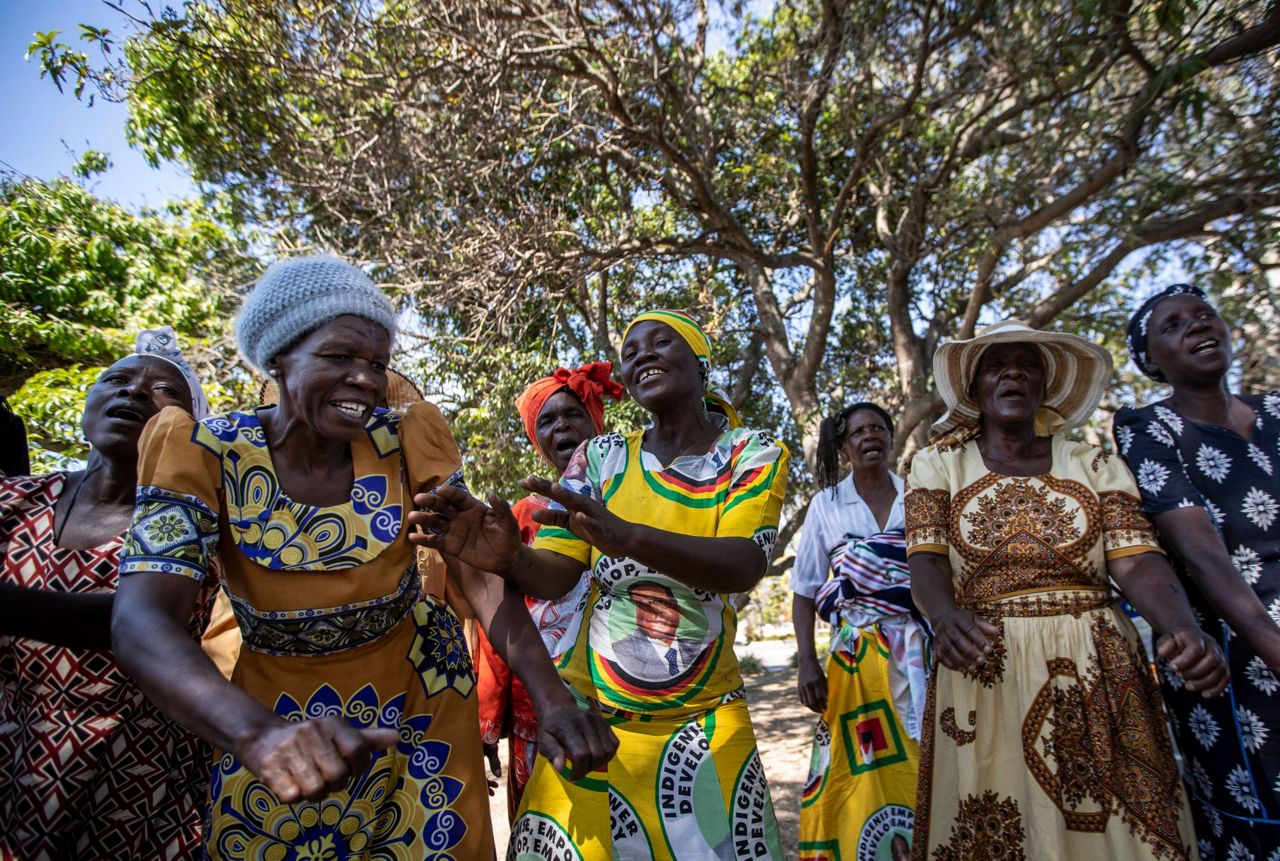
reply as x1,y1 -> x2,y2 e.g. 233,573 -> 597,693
931,609 -> 999,673
797,656 -> 828,713
409,485 -> 523,573
235,717 -> 401,803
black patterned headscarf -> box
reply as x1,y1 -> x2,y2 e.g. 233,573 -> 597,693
1125,283 -> 1208,381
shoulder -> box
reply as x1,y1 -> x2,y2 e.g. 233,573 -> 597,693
0,473 -> 61,518
904,440 -> 951,474
1244,392 -> 1280,423
728,426 -> 789,461
1057,437 -> 1116,474
190,408 -> 262,457
399,401 -> 456,448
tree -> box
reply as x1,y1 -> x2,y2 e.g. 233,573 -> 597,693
46,0 -> 1276,447
34,0 -> 1280,546
0,155 -> 258,466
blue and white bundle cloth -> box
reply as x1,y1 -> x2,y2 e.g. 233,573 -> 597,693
814,529 -> 929,739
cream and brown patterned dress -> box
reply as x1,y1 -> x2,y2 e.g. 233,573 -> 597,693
904,430 -> 1198,861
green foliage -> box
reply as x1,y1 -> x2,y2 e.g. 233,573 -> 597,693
29,0 -> 1280,566
0,160 -> 260,466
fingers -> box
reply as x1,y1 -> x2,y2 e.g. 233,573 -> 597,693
1165,630 -> 1207,673
484,744 -> 503,778
539,706 -> 619,782
414,484 -> 471,508
257,757 -> 303,804
813,676 -> 828,712
282,727 -> 332,801
798,682 -> 825,714
539,731 -> 567,773
530,507 -> 571,530
357,727 -> 401,750
487,494 -> 517,529
520,475 -> 556,497
937,613 -> 992,669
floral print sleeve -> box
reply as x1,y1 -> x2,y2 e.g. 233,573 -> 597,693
1113,406 -> 1208,519
904,444 -> 951,557
120,406 -> 222,581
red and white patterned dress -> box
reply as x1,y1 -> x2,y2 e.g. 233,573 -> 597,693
0,473 -> 216,861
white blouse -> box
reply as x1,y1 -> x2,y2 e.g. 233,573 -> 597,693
789,471 -> 905,599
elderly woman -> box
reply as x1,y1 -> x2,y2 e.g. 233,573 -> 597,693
792,402 -> 923,858
475,361 -> 623,820
416,310 -> 791,859
906,320 -> 1226,860
1115,284 -> 1280,857
0,328 -> 216,859
111,255 -> 615,859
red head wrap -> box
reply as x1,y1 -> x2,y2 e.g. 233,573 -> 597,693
515,361 -> 624,458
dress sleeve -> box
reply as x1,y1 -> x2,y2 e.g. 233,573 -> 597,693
532,440 -> 596,565
716,430 -> 790,563
401,401 -> 466,494
1082,443 -> 1164,560
1112,407 -> 1206,517
904,445 -> 951,557
119,406 -> 222,582
790,492 -> 831,599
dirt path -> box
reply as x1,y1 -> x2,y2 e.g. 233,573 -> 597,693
486,663 -> 814,859
744,666 -> 812,861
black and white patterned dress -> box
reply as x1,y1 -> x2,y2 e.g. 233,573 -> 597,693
1115,394 -> 1280,860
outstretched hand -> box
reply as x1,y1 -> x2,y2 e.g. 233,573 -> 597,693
408,484 -> 523,573
521,476 -> 635,559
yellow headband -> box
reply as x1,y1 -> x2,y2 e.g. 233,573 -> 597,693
622,310 -> 741,429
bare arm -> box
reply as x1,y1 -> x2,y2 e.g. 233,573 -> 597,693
1151,506 -> 1280,674
908,551 -> 997,673
113,573 -> 397,802
792,593 -> 826,713
449,556 -> 617,779
0,582 -> 113,649
1108,551 -> 1229,697
412,482 -> 767,595
407,488 -> 588,600
524,476 -> 768,593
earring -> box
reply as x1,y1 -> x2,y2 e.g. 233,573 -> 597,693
268,369 -> 280,377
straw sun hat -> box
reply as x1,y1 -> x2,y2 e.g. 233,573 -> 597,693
258,368 -> 425,413
930,320 -> 1112,436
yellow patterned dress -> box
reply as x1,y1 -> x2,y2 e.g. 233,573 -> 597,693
904,432 -> 1198,861
513,426 -> 789,860
119,404 -> 493,860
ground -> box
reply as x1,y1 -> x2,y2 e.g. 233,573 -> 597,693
486,639 -> 813,859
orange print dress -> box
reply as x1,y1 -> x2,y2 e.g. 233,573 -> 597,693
904,431 -> 1198,861
118,403 -> 493,860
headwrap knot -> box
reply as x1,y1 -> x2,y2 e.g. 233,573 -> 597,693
133,326 -> 210,420
516,361 -> 624,457
622,310 -> 743,429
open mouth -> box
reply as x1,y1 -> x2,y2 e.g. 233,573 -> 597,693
637,367 -> 666,384
1190,338 -> 1219,355
330,400 -> 371,421
555,437 -> 581,455
861,445 -> 884,457
106,405 -> 147,424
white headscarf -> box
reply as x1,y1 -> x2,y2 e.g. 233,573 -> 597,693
133,326 -> 211,420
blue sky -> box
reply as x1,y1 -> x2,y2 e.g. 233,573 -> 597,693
0,0 -> 197,209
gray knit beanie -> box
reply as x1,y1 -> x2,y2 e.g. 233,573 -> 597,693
235,254 -> 398,374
